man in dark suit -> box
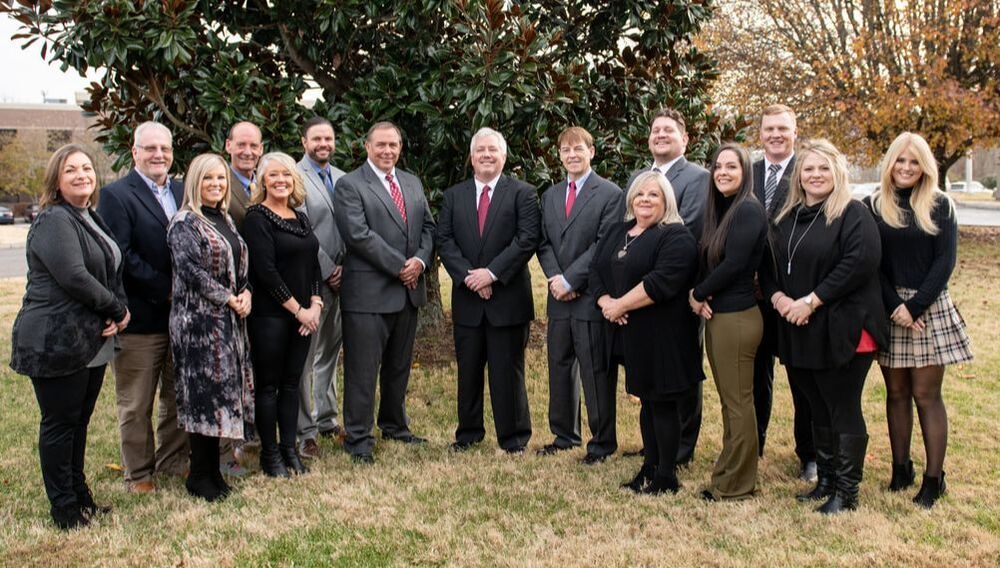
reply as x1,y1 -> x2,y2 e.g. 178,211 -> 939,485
296,117 -> 347,459
333,121 -> 436,464
537,126 -> 625,464
224,121 -> 263,231
438,127 -> 540,454
624,108 -> 710,466
97,121 -> 188,493
751,104 -> 816,481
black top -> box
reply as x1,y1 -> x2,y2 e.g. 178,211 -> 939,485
243,204 -> 321,318
693,197 -> 768,312
760,199 -> 888,370
590,221 -> 705,400
862,190 -> 957,319
202,206 -> 246,290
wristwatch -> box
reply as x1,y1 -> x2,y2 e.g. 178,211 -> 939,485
803,294 -> 815,309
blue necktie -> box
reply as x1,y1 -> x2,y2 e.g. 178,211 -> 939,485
318,169 -> 335,200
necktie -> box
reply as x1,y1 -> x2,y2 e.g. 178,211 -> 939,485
477,185 -> 491,235
764,163 -> 780,210
318,169 -> 335,201
386,174 -> 407,224
565,180 -> 577,218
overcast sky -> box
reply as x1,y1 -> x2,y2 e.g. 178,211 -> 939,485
1,14 -> 99,104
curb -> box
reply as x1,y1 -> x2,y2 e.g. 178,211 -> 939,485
954,200 -> 1000,212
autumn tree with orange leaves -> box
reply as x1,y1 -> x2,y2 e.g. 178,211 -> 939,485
702,0 -> 999,185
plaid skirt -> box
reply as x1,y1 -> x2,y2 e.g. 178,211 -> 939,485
878,287 -> 973,368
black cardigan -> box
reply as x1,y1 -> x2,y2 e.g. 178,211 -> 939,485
243,204 -> 322,318
760,199 -> 888,370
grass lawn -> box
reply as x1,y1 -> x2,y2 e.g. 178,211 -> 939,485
0,229 -> 998,567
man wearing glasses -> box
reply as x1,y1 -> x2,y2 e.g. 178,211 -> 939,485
97,121 -> 188,494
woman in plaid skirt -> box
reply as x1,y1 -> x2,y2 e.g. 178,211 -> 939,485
864,132 -> 973,509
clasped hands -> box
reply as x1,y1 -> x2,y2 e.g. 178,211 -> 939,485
399,257 -> 424,291
771,292 -> 817,326
102,308 -> 132,337
688,290 -> 713,320
326,265 -> 343,292
548,275 -> 579,302
890,304 -> 925,331
597,294 -> 628,325
227,289 -> 253,319
464,267 -> 495,300
295,298 -> 322,336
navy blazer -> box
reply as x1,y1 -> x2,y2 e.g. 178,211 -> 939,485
97,168 -> 183,334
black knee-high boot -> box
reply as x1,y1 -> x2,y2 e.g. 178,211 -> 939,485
798,426 -> 837,502
818,433 -> 868,514
256,389 -> 289,478
277,381 -> 308,475
186,434 -> 222,501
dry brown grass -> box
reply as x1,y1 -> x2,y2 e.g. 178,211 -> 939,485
0,231 -> 997,567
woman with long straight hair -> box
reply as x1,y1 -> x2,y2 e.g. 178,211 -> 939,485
761,139 -> 888,514
864,132 -> 971,508
689,143 -> 768,501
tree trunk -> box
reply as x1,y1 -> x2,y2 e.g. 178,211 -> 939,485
417,257 -> 446,330
936,154 -> 961,191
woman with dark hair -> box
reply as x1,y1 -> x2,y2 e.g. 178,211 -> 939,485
591,171 -> 702,495
689,143 -> 768,501
865,132 -> 971,508
243,152 -> 322,477
167,153 -> 254,501
10,144 -> 130,530
761,139 -> 888,514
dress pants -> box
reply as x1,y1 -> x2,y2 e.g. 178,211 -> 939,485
546,317 -> 617,456
705,308 -> 763,499
112,333 -> 189,483
341,305 -> 418,456
454,321 -> 532,451
298,286 -> 344,442
248,315 -> 312,451
31,366 -> 105,510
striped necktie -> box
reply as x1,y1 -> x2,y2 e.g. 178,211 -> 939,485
764,163 -> 781,210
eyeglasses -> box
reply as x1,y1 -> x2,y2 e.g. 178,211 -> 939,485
135,144 -> 173,154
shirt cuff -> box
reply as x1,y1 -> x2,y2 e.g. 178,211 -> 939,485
561,275 -> 573,293
487,269 -> 497,282
414,257 -> 426,271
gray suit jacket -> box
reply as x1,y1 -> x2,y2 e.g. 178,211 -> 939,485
626,156 -> 709,241
297,157 -> 346,281
333,162 -> 436,313
537,172 -> 625,321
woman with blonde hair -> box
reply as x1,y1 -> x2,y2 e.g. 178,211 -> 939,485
243,152 -> 322,477
864,132 -> 971,508
167,153 -> 254,501
761,139 -> 888,514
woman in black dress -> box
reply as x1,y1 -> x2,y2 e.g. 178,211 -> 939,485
244,152 -> 322,477
761,139 -> 888,514
591,171 -> 702,494
689,143 -> 768,501
865,132 -> 972,508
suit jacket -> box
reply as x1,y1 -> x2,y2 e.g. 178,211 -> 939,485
437,175 -> 541,327
333,162 -> 436,314
297,157 -> 346,281
97,168 -> 183,334
537,172 -> 625,321
626,156 -> 709,241
753,155 -> 796,219
227,168 -> 252,232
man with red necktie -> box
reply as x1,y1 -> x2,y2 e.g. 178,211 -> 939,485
437,127 -> 540,454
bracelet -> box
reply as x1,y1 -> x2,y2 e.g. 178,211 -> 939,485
294,306 -> 302,317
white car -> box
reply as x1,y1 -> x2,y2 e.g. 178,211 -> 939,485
851,182 -> 880,200
949,181 -> 989,193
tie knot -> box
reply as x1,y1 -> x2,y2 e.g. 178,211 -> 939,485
318,169 -> 329,179
569,180 -> 577,192
483,185 -> 491,193
768,163 -> 780,174
385,174 -> 394,183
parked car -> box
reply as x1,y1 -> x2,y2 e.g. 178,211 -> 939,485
949,181 -> 989,194
0,206 -> 14,225
25,204 -> 40,223
851,182 -> 880,200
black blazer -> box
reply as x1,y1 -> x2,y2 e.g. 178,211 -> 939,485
753,155 -> 796,219
96,169 -> 183,334
10,205 -> 127,377
437,175 -> 541,327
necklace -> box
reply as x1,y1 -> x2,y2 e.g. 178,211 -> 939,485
786,205 -> 821,275
619,232 -> 641,259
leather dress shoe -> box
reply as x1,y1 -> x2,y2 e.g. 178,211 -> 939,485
300,438 -> 321,460
536,443 -> 571,456
384,433 -> 428,445
581,453 -> 608,465
451,440 -> 477,452
351,453 -> 375,465
504,445 -> 526,455
320,425 -> 347,443
127,480 -> 155,494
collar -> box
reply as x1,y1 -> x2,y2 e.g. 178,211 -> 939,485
765,153 -> 794,172
567,169 -> 593,190
230,165 -> 253,189
475,175 -> 502,193
652,155 -> 683,174
305,155 -> 332,177
367,159 -> 397,181
136,169 -> 171,192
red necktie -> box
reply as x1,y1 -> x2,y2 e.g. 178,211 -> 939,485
565,180 -> 577,217
385,174 -> 407,224
478,185 -> 491,235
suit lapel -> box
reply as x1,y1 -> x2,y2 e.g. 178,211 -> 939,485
479,176 -> 511,245
563,174 -> 600,234
550,181 -> 569,232
666,157 -> 688,184
128,170 -> 170,228
457,179 -> 481,245
300,161 -> 336,214
363,165 -> 407,234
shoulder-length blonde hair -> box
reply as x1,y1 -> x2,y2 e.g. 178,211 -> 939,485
776,139 -> 851,226
39,144 -> 100,210
624,171 -> 684,226
182,153 -> 231,221
870,132 -> 948,235
253,152 -> 306,208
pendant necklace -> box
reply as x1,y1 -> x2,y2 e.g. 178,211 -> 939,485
619,232 -> 640,259
786,205 -> 821,275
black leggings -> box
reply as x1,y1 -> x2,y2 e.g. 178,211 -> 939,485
640,398 -> 681,475
31,366 -> 105,510
248,315 -> 312,450
788,354 -> 873,436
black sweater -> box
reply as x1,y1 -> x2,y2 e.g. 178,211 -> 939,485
862,190 -> 957,319
202,205 -> 246,291
243,204 -> 321,318
693,197 -> 768,312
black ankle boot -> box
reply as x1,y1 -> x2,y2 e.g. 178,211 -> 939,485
51,504 -> 89,531
279,445 -> 309,475
621,464 -> 656,493
913,472 -> 946,509
260,446 -> 290,478
186,474 -> 222,502
888,460 -> 915,492
798,426 -> 836,502
818,433 -> 868,515
76,486 -> 112,519
213,469 -> 232,498
641,471 -> 680,495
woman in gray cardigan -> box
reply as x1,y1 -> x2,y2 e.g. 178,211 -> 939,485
10,144 -> 130,530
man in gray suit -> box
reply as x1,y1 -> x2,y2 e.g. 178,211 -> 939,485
296,117 -> 347,460
537,126 -> 625,464
624,108 -> 709,466
333,121 -> 436,464
225,121 -> 263,232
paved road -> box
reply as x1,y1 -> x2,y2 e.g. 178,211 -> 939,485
955,205 -> 1000,227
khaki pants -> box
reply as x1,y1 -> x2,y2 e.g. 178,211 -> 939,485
112,333 -> 189,483
705,307 -> 763,499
